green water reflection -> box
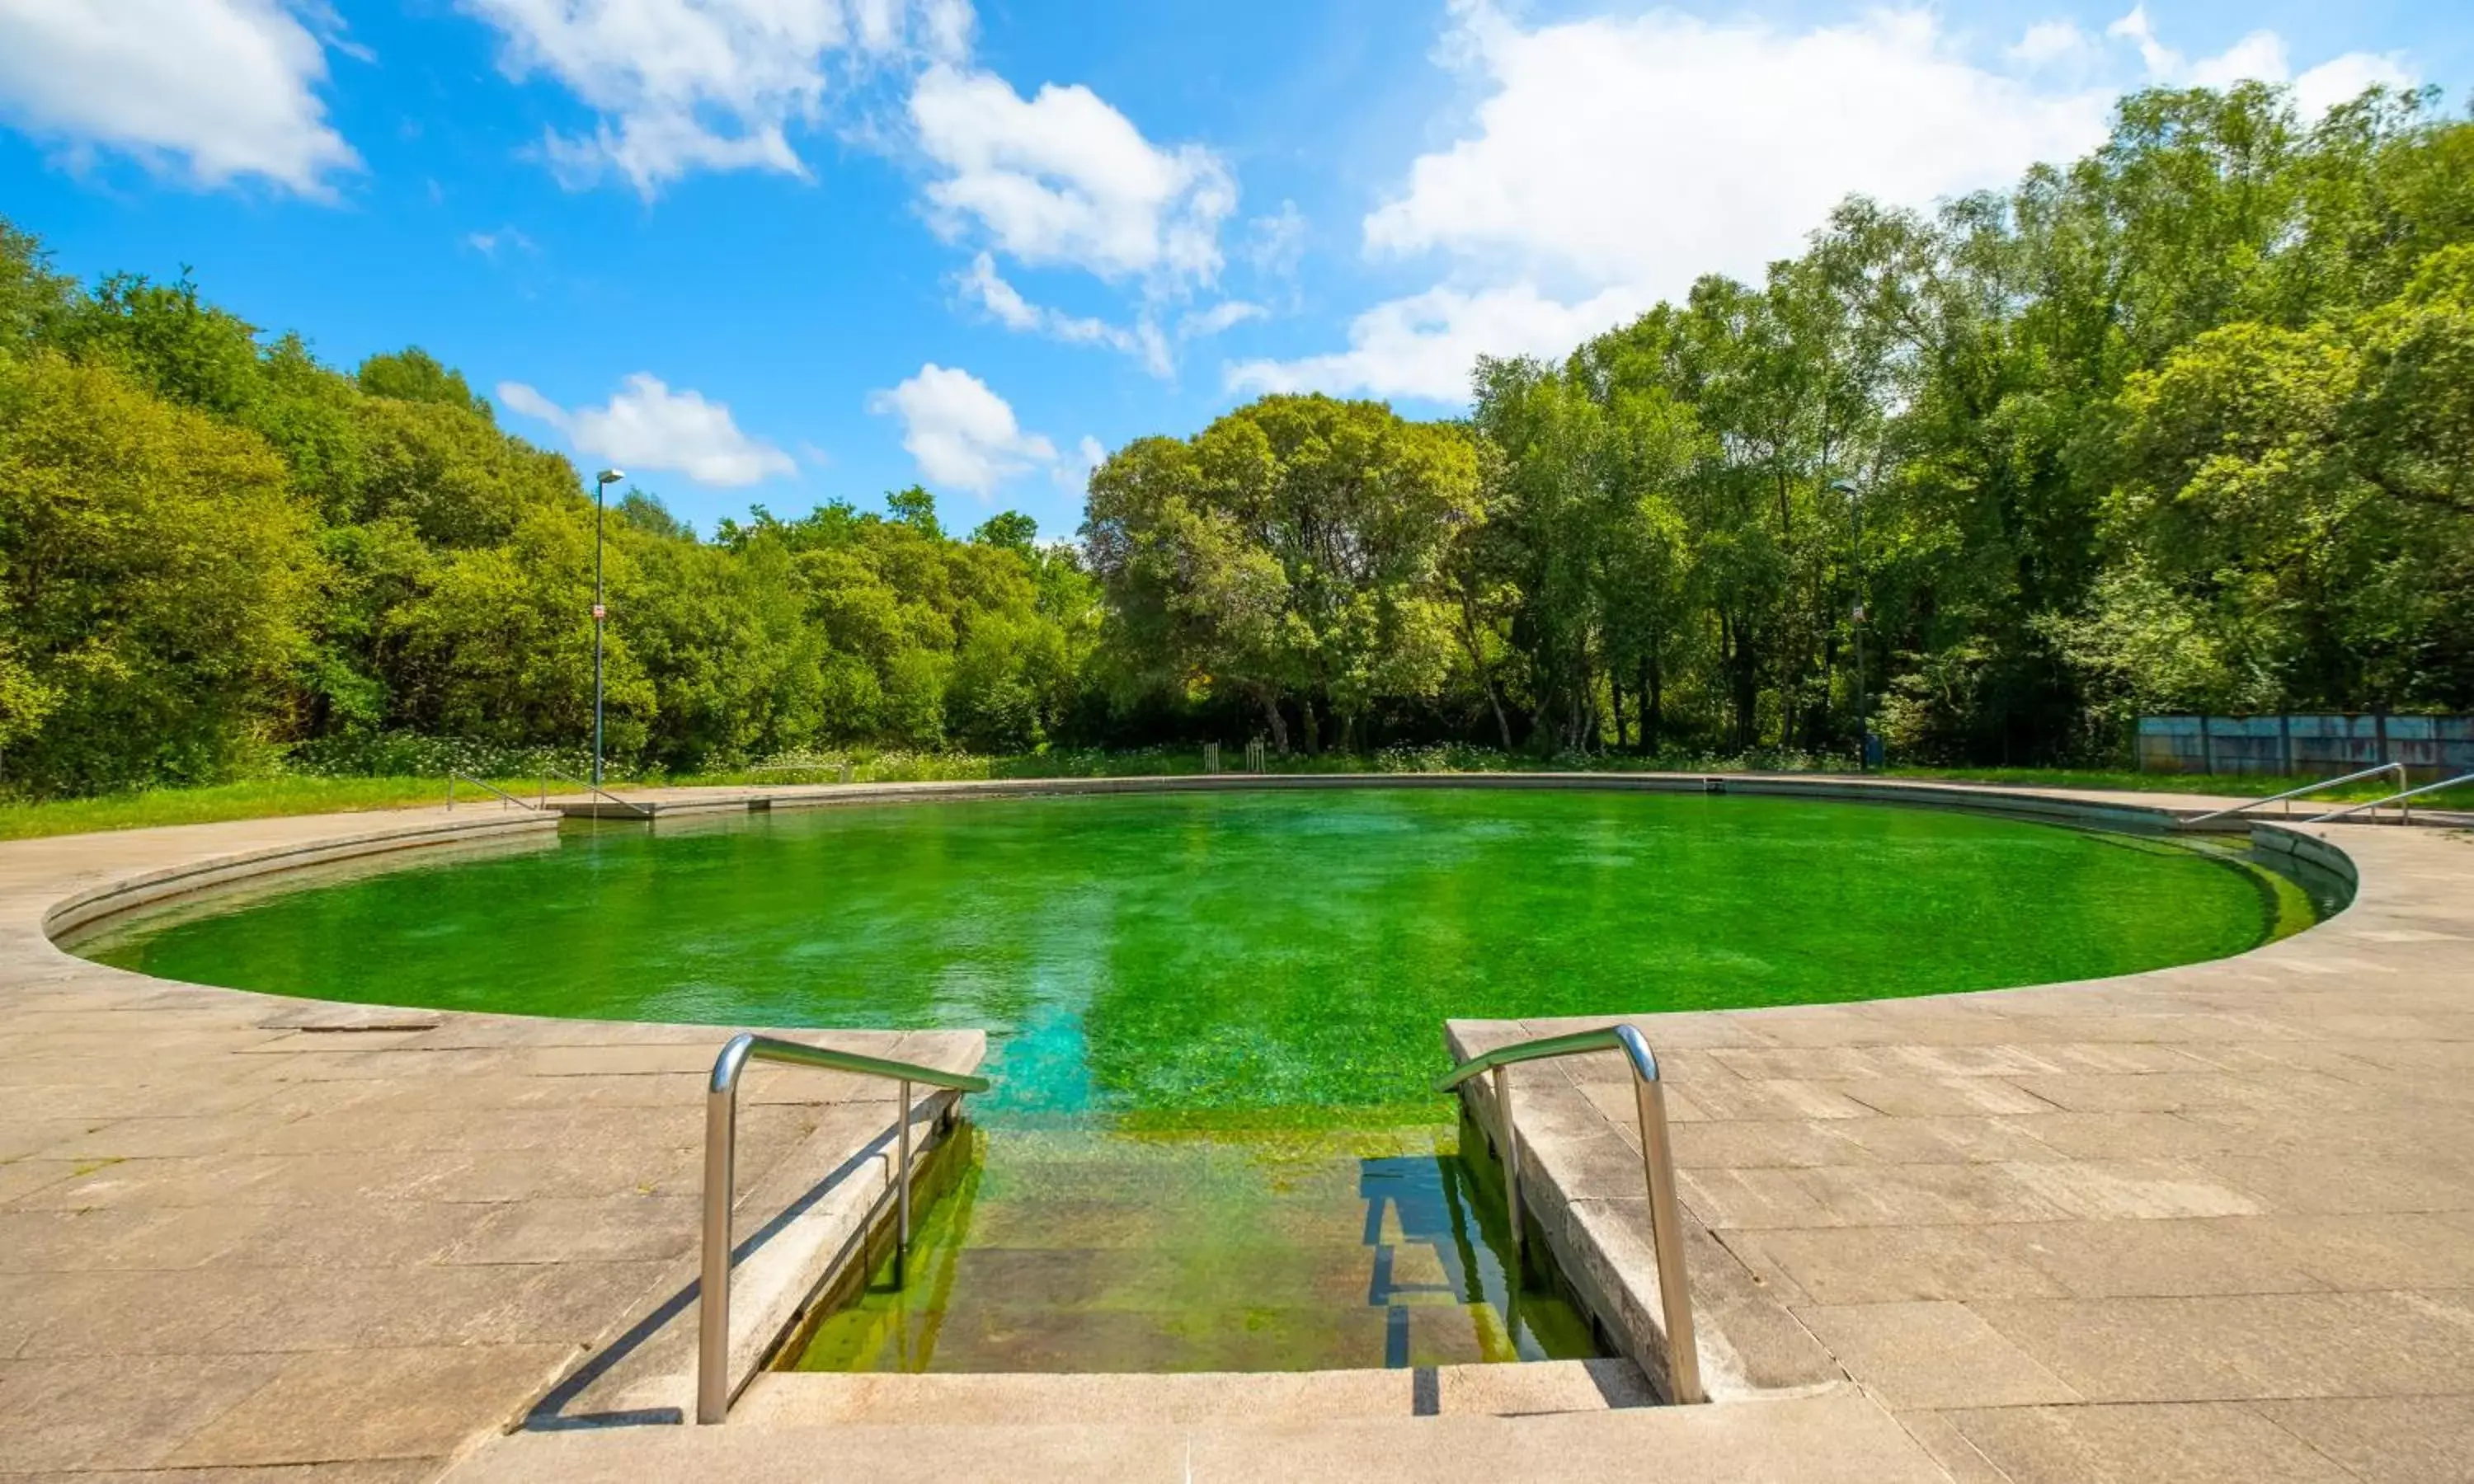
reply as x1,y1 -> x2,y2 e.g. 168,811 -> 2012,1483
74,787 -> 2310,1372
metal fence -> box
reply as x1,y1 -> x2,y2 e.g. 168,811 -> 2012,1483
2137,714 -> 2474,779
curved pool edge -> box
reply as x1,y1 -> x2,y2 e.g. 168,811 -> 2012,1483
30,770 -> 2267,968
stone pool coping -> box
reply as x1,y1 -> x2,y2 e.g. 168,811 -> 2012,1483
0,773 -> 2464,1481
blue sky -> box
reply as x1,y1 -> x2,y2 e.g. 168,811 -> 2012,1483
1,2 -> 2465,539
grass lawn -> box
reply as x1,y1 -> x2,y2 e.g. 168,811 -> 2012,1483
1,758 -> 2460,845
0,776 -> 550,842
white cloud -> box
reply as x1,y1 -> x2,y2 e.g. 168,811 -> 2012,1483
958,251 -> 1042,331
1247,5 -> 2114,402
911,63 -> 1235,289
1244,2 -> 2420,405
2291,52 -> 2416,120
460,0 -> 967,194
0,0 -> 357,195
465,226 -> 537,257
2108,5 -> 2411,115
1362,7 -> 2109,292
869,363 -> 1058,497
2105,4 -> 2177,77
1245,201 -> 1308,279
1053,434 -> 1107,492
956,252 -> 1174,374
1181,301 -> 1266,338
2009,21 -> 2091,69
1230,282 -> 1649,403
496,373 -> 795,487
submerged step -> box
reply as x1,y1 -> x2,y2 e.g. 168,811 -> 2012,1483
736,1358 -> 1655,1428
785,1122 -> 1610,1374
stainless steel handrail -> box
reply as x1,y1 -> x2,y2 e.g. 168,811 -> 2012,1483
2306,770 -> 2474,825
1437,1024 -> 1704,1404
698,1033 -> 990,1425
2182,762 -> 2406,826
540,769 -> 655,818
444,772 -> 543,811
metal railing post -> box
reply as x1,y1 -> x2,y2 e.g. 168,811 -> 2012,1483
697,1044 -> 742,1425
1437,1024 -> 1706,1403
896,1077 -> 913,1284
1493,1063 -> 1522,1273
696,1033 -> 988,1425
1620,1026 -> 1703,1405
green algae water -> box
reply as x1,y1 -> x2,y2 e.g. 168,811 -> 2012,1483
74,787 -> 2313,1374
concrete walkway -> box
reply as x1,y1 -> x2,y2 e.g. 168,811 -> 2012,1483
0,805 -> 982,1477
1453,819 -> 2474,1482
0,777 -> 2466,1481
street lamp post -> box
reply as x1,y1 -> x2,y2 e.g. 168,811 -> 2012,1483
1831,478 -> 1869,772
592,469 -> 623,786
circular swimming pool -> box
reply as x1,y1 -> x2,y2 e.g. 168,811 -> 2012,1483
77,786 -> 2311,1122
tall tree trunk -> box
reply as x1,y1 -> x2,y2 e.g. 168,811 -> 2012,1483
1258,688 -> 1290,756
1485,685 -> 1512,752
1640,655 -> 1663,753
1611,671 -> 1630,750
1300,696 -> 1320,756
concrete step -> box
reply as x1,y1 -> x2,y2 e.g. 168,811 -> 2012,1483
736,1358 -> 1655,1427
444,1386 -> 1948,1484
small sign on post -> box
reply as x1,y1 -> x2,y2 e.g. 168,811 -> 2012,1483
590,604 -> 607,621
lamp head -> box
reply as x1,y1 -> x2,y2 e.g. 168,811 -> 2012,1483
596,469 -> 625,487
1829,478 -> 1858,497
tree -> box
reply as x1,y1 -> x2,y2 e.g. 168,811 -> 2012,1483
1084,397 -> 1480,753
0,353 -> 319,791
358,347 -> 493,421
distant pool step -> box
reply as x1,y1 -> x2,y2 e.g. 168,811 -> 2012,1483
734,1359 -> 1655,1428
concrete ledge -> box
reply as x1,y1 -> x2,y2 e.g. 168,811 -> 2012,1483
41,810 -> 559,941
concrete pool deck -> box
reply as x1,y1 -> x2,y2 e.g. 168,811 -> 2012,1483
0,775 -> 2464,1480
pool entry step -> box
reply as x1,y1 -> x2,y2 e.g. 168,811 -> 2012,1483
738,1359 -> 1653,1427
790,1125 -> 1605,1374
